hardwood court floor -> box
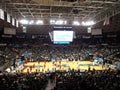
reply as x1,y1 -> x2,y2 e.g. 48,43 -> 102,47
22,61 -> 105,73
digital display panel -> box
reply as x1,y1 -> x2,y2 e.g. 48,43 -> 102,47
53,41 -> 70,44
53,31 -> 73,42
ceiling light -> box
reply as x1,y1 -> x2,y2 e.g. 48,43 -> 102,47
36,20 -> 43,25
19,19 -> 29,25
50,19 -> 55,24
55,20 -> 64,25
29,20 -> 34,24
50,19 -> 67,25
82,21 -> 95,26
55,19 -> 67,25
72,21 -> 80,26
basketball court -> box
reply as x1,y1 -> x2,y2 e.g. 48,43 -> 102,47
22,61 -> 105,73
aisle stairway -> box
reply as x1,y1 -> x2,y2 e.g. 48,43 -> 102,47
45,79 -> 56,90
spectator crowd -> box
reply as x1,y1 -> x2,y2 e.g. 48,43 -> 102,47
0,69 -> 120,90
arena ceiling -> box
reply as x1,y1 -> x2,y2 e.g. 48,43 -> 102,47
0,0 -> 120,35
0,0 -> 120,23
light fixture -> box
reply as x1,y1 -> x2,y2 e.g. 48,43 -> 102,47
50,19 -> 67,25
56,19 -> 67,25
29,20 -> 34,25
50,19 -> 55,24
72,21 -> 80,26
19,19 -> 29,25
36,20 -> 43,25
55,19 -> 64,25
82,21 -> 95,26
